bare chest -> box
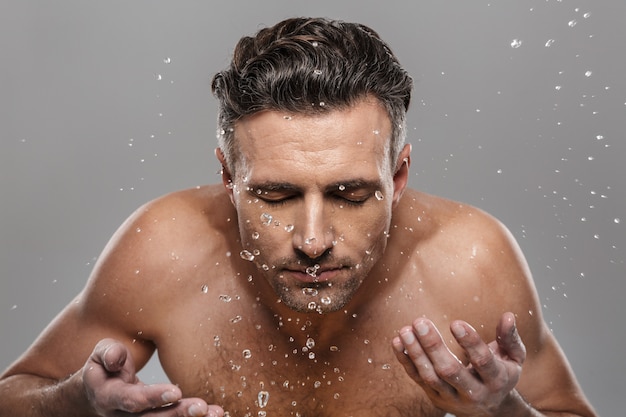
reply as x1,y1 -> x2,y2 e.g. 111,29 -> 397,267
156,302 -> 446,417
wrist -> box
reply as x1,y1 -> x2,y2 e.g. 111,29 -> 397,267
492,389 -> 541,417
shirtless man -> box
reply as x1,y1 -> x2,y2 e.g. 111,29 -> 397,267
0,17 -> 596,417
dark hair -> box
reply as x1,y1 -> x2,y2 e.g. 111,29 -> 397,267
211,17 -> 413,172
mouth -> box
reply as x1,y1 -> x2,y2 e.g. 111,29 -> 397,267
282,265 -> 346,283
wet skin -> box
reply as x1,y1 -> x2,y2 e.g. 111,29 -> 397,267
0,99 -> 597,417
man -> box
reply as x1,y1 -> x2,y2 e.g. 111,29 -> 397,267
0,17 -> 596,417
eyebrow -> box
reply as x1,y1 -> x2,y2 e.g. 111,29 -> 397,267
247,179 -> 383,194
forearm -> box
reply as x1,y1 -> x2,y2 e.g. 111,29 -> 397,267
481,389 -> 596,417
0,373 -> 97,417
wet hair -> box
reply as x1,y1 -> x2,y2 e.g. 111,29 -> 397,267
211,17 -> 413,173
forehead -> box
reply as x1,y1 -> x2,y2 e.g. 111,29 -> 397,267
233,99 -> 393,181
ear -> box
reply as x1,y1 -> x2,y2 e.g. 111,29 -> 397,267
391,143 -> 411,208
215,148 -> 235,204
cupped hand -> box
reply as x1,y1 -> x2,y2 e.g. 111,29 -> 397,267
392,312 -> 526,417
82,339 -> 224,417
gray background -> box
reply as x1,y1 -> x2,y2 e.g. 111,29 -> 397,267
1,1 -> 624,415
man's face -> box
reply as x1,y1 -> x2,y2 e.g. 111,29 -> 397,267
224,99 -> 407,314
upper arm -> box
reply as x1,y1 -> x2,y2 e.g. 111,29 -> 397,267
1,201 -> 168,381
464,208 -> 596,416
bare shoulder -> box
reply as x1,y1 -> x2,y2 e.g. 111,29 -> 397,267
1,185 -> 236,379
82,185 -> 237,321
392,189 -> 539,328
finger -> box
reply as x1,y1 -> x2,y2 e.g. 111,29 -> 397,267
412,319 -> 467,387
114,398 -> 223,417
392,335 -> 422,382
91,339 -> 128,373
451,320 -> 501,382
496,312 -> 526,365
97,380 -> 184,413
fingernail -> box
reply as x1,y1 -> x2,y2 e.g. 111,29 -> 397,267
451,323 -> 466,338
400,330 -> 416,344
161,390 -> 178,403
416,321 -> 429,336
188,403 -> 204,416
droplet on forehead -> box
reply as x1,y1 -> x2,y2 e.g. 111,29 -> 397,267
375,190 -> 384,200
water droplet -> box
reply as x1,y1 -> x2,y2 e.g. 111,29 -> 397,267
314,381 -> 322,388
313,69 -> 322,75
510,39 -> 523,48
304,237 -> 317,246
375,190 -> 384,200
614,218 -> 621,224
163,57 -> 171,64
545,39 -> 555,47
568,19 -> 578,28
305,264 -> 320,276
382,363 -> 391,370
240,250 -> 255,261
338,184 -> 346,191
585,70 -> 593,77
219,294 -> 232,302
201,284 -> 209,293
302,287 -> 319,296
252,231 -> 260,240
308,301 -> 317,310
260,213 -> 273,226
257,390 -> 270,408
230,315 -> 243,324
284,224 -> 294,233
242,349 -> 252,359
306,337 -> 315,349
321,296 -> 332,305
311,41 -> 319,47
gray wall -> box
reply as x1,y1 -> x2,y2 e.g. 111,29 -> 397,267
1,1 -> 624,415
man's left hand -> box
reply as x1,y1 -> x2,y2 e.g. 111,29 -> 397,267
392,312 -> 527,417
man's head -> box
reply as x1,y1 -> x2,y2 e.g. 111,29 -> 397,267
212,17 -> 413,175
212,17 -> 413,314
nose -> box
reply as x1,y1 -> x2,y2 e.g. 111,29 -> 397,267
292,197 -> 334,259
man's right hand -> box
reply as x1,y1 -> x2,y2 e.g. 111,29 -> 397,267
82,339 -> 224,417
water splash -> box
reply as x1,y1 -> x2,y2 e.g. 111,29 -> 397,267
305,264 -> 320,277
240,250 -> 255,261
302,287 -> 319,296
260,213 -> 273,226
257,390 -> 270,408
306,337 -> 315,349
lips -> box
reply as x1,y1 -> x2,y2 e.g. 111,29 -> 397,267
283,266 -> 344,283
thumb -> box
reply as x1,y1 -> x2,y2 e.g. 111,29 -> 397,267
91,339 -> 135,378
496,312 -> 526,365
